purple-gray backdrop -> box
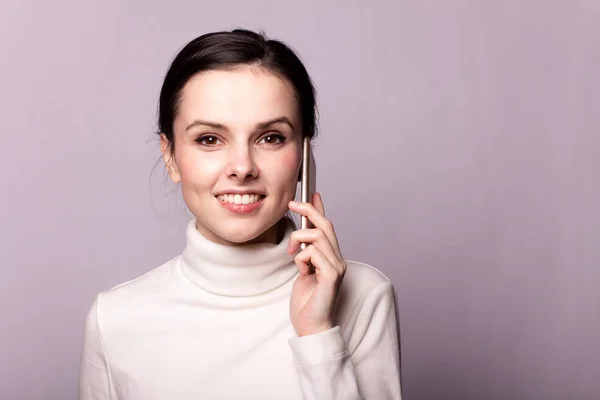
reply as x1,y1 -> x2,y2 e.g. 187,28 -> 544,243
1,1 -> 598,399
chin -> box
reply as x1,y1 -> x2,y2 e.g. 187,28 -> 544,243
220,226 -> 264,244
200,215 -> 283,246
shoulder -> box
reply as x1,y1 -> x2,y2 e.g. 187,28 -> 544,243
106,256 -> 177,298
342,259 -> 395,296
334,260 -> 397,328
90,256 -> 180,329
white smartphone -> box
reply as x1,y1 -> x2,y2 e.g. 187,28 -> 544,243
300,136 -> 316,250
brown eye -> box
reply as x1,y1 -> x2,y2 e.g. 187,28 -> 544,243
196,135 -> 221,146
259,133 -> 286,145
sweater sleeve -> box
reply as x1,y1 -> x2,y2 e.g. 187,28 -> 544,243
288,282 -> 402,399
79,296 -> 116,400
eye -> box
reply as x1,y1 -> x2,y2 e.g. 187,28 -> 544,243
258,133 -> 287,146
195,134 -> 221,146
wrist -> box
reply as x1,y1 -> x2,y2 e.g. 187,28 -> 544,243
297,323 -> 334,337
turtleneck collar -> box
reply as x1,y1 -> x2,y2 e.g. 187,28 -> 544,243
180,218 -> 299,297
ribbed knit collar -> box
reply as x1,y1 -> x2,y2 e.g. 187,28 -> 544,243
180,218 -> 299,297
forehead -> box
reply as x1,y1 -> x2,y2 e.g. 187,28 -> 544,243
176,67 -> 299,128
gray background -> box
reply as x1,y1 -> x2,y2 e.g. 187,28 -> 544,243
1,1 -> 598,399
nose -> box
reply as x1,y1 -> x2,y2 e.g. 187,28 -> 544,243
226,146 -> 259,182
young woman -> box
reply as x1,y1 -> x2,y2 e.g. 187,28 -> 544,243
79,29 -> 402,400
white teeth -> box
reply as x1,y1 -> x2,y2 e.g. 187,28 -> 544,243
217,194 -> 262,204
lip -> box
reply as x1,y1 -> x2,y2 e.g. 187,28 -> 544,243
216,194 -> 266,214
214,189 -> 267,196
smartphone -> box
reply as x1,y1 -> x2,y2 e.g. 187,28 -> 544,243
300,136 -> 316,250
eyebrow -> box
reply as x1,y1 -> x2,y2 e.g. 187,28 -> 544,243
185,116 -> 296,132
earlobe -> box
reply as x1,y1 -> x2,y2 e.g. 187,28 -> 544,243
160,134 -> 181,183
159,133 -> 169,155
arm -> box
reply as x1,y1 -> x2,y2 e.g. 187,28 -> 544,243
79,296 -> 115,400
288,282 -> 402,399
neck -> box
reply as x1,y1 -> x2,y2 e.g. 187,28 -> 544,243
181,217 -> 298,297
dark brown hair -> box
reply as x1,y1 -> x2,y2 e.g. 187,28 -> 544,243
157,29 -> 318,153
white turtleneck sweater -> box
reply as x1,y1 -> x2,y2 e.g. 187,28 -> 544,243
79,219 -> 402,399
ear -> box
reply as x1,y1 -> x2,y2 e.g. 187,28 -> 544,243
160,134 -> 181,183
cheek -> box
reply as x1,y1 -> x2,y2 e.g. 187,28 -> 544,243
176,149 -> 219,187
266,151 -> 301,198
276,150 -> 301,181
282,150 -> 300,169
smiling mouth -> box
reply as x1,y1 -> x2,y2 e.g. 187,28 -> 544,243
216,194 -> 266,205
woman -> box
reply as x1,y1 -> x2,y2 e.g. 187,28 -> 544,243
79,28 -> 402,400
